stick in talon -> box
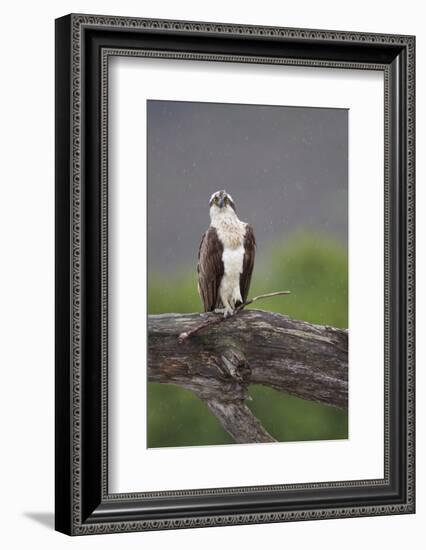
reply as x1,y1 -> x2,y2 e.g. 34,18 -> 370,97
178,290 -> 291,343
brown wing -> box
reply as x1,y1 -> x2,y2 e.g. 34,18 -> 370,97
239,224 -> 256,304
197,227 -> 224,312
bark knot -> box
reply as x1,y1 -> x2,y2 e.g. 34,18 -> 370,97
220,348 -> 250,382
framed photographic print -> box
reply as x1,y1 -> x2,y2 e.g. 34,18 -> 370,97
55,14 -> 415,535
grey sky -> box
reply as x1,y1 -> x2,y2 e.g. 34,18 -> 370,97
147,100 -> 348,274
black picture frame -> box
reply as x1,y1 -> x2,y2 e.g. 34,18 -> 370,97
55,13 -> 415,535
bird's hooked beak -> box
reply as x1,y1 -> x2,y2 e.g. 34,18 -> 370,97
218,196 -> 225,208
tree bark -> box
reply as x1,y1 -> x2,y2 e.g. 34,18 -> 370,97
148,310 -> 348,444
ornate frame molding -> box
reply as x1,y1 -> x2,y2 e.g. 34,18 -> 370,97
55,14 -> 415,535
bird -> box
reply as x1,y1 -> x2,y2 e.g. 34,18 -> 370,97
197,190 -> 255,317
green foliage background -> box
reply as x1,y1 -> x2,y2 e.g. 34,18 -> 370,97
148,233 -> 348,448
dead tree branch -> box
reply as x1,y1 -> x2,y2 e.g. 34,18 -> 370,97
148,310 -> 348,444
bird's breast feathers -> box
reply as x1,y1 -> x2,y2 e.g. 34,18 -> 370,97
221,245 -> 245,279
211,216 -> 248,303
212,216 -> 247,250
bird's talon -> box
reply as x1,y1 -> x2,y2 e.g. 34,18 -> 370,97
223,309 -> 235,318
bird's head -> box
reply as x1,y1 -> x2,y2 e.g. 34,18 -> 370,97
209,190 -> 236,219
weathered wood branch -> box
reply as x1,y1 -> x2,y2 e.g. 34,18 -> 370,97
148,310 -> 348,444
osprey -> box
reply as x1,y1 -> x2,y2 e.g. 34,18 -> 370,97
197,190 -> 255,317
